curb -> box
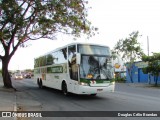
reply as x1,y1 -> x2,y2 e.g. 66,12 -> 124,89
116,83 -> 160,89
127,83 -> 150,87
126,83 -> 160,89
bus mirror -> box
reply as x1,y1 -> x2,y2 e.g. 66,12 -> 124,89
76,53 -> 81,64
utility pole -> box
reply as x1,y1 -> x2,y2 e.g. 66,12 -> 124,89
147,36 -> 149,56
147,36 -> 150,84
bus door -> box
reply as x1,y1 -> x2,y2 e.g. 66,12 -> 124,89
68,45 -> 79,92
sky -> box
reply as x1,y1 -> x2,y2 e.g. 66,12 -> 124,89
4,0 -> 160,70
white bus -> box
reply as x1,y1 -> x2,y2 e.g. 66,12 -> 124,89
34,43 -> 115,96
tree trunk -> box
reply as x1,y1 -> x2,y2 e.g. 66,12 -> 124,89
155,76 -> 158,86
128,68 -> 133,83
1,58 -> 13,88
148,74 -> 151,84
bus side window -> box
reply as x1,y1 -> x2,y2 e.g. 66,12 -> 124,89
62,48 -> 67,60
52,51 -> 58,64
46,54 -> 54,65
58,48 -> 67,63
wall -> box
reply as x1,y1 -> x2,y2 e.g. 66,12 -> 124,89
126,61 -> 160,84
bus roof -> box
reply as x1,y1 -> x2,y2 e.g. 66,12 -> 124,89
34,42 -> 110,59
53,42 -> 109,51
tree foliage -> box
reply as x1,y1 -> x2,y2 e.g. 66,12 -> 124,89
113,31 -> 144,83
0,0 -> 96,88
142,53 -> 160,86
111,50 -> 118,60
114,31 -> 144,62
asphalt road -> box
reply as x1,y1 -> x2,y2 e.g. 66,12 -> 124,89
11,78 -> 160,120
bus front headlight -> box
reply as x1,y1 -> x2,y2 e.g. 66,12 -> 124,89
80,82 -> 89,86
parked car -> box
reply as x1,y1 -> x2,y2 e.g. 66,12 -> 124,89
14,73 -> 23,80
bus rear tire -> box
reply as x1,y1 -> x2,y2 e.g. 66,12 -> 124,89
38,79 -> 43,89
37,79 -> 39,86
62,82 -> 68,96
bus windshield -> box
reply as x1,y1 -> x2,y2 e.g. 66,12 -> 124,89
78,44 -> 110,55
80,55 -> 114,80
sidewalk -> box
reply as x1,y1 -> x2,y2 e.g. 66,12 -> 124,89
0,79 -> 16,111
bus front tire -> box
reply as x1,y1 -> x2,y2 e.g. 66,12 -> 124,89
62,82 -> 68,96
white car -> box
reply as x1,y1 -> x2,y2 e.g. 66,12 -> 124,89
14,74 -> 23,80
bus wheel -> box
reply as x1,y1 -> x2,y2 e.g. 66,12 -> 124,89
39,79 -> 43,89
62,82 -> 68,96
37,79 -> 39,86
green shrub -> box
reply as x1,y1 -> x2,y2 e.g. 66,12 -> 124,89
115,77 -> 126,83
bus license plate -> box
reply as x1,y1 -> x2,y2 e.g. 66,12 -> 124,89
97,89 -> 103,91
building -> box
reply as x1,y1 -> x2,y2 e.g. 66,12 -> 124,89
126,61 -> 160,84
113,56 -> 126,79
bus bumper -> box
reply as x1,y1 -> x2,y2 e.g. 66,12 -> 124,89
77,83 -> 115,95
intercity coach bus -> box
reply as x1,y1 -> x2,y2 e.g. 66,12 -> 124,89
34,43 -> 115,96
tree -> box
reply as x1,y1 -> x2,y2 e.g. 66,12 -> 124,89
113,31 -> 144,83
0,0 -> 96,88
142,53 -> 160,86
111,50 -> 118,60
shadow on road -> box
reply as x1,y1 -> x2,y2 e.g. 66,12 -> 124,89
42,86 -> 108,101
12,78 -> 110,101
